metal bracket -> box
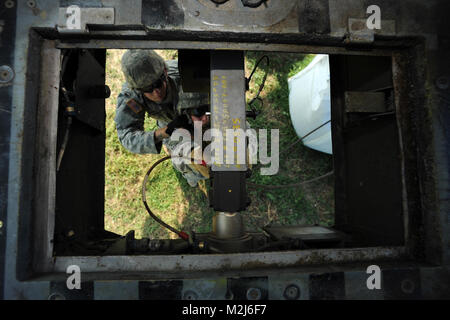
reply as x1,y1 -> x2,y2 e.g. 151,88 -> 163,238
0,65 -> 14,85
57,7 -> 115,34
181,0 -> 296,29
347,18 -> 374,43
345,91 -> 386,113
346,18 -> 396,44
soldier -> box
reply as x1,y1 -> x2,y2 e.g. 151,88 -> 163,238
115,49 -> 210,187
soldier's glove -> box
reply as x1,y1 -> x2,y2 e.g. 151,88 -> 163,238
166,114 -> 192,135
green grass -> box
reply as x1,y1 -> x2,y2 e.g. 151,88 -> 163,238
104,50 -> 334,240
243,52 -> 334,229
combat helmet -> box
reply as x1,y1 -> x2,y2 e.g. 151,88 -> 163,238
121,49 -> 168,90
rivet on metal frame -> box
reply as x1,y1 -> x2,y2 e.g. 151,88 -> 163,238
4,0 -> 15,9
27,0 -> 36,8
48,292 -> 66,300
400,278 -> 415,294
246,287 -> 262,300
0,65 -> 14,84
183,290 -> 199,300
283,284 -> 301,300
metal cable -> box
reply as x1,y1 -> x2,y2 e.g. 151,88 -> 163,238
142,156 -> 190,241
247,170 -> 334,189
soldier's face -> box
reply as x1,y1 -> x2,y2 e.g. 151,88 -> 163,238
144,70 -> 168,103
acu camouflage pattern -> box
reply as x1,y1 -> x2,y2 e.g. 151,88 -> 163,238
115,57 -> 209,186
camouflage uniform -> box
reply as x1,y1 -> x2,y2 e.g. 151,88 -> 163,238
115,50 -> 208,187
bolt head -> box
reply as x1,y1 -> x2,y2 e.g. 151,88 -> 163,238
283,284 -> 300,300
5,1 -> 15,9
183,290 -> 198,300
246,287 -> 262,300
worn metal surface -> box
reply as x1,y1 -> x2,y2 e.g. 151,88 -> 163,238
0,0 -> 17,301
331,54 -> 404,249
180,0 -> 297,31
55,39 -> 394,56
344,91 -> 386,113
392,46 -> 432,262
4,0 -> 59,299
210,50 -> 247,172
57,7 -> 115,33
1,0 -> 449,299
212,212 -> 245,239
346,18 -> 396,44
15,265 -> 450,299
50,246 -> 407,276
32,40 -> 60,274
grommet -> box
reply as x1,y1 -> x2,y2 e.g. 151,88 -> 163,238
5,1 -> 15,9
183,290 -> 198,300
401,278 -> 415,294
246,287 -> 262,300
27,0 -> 36,8
0,65 -> 14,84
283,284 -> 301,300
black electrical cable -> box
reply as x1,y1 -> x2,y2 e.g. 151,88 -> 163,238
279,119 -> 331,158
142,156 -> 190,241
247,55 -> 269,107
247,171 -> 334,190
248,119 -> 333,189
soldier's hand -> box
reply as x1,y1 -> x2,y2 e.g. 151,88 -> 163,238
166,115 -> 192,135
154,127 -> 170,142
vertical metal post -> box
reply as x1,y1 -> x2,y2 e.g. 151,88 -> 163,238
209,51 -> 248,244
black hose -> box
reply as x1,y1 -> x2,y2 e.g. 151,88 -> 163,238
142,156 -> 190,241
247,170 -> 333,189
247,55 -> 269,107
